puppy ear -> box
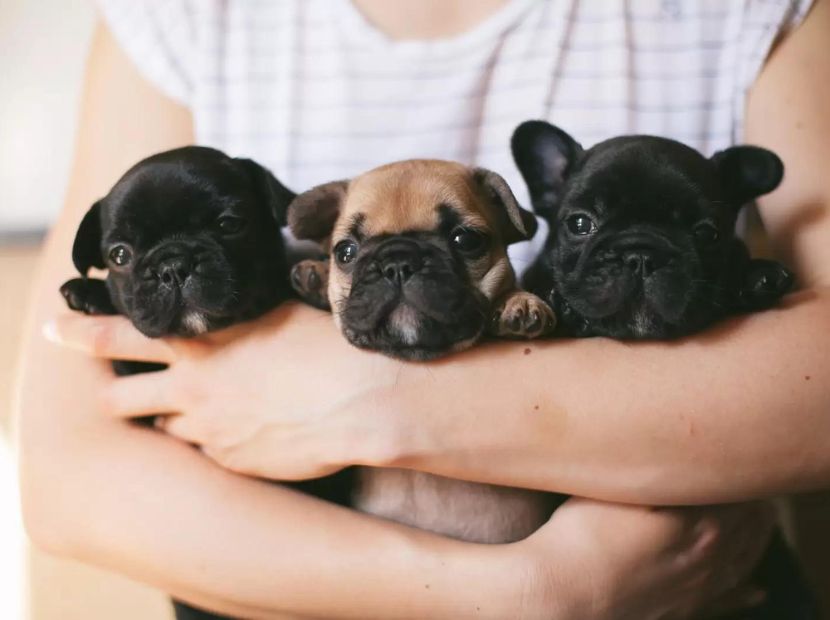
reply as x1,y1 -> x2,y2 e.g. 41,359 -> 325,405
72,201 -> 105,275
235,158 -> 296,226
473,168 -> 538,245
710,146 -> 784,207
511,120 -> 583,218
287,180 -> 349,243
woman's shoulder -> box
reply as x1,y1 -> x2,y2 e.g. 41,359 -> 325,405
94,0 -> 303,106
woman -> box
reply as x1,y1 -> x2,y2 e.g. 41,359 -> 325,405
18,0 -> 830,618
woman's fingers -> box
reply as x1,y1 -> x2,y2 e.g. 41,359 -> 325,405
531,499 -> 780,620
100,370 -> 179,418
155,414 -> 203,445
44,314 -> 177,364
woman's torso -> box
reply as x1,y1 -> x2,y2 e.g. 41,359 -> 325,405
99,0 -> 812,262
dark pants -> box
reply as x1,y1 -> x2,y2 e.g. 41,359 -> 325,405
173,602 -> 232,620
720,531 -> 818,620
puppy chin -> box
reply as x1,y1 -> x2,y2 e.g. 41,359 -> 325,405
388,305 -> 422,346
559,267 -> 701,339
179,311 -> 211,335
124,285 -> 231,338
339,302 -> 486,361
131,309 -> 222,338
121,268 -> 244,337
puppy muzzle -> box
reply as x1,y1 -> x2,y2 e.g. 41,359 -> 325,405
339,236 -> 488,360
122,239 -> 240,337
561,230 -> 697,324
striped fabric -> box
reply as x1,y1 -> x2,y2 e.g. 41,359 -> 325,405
97,0 -> 813,264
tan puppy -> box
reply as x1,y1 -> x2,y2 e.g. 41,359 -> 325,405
287,160 -> 557,543
290,159 -> 555,359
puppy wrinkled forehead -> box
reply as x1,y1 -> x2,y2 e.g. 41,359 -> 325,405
336,160 -> 488,237
103,165 -> 249,242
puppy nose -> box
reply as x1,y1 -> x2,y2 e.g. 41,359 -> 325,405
622,250 -> 656,277
376,240 -> 424,287
382,256 -> 421,285
158,256 -> 192,286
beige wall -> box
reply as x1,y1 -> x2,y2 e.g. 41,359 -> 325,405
0,0 -> 96,233
0,245 -> 172,620
0,3 -> 173,618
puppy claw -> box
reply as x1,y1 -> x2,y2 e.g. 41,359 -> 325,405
290,259 -> 331,310
738,260 -> 795,311
491,291 -> 556,339
527,310 -> 542,332
59,278 -> 116,315
490,310 -> 502,331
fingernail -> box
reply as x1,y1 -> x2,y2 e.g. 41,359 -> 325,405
42,320 -> 60,344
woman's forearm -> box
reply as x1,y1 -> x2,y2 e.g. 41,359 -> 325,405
373,285 -> 830,506
15,24 -> 539,619
377,5 -> 830,507
20,401 -> 522,619
19,274 -> 526,618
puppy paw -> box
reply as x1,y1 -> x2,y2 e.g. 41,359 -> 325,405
738,260 -> 795,311
491,291 -> 556,339
59,278 -> 117,315
290,259 -> 331,310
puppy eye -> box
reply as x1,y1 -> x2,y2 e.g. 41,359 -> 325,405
566,214 -> 597,236
108,244 -> 133,267
694,222 -> 720,245
334,239 -> 358,265
450,227 -> 488,254
217,215 -> 247,235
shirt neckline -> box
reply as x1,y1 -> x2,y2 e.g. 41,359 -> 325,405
332,0 -> 537,56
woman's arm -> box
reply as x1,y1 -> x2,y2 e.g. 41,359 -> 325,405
13,23 -> 532,620
45,4 -> 830,509
23,21 -> 770,620
97,1 -> 827,506
379,0 -> 830,505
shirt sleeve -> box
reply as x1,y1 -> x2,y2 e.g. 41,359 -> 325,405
96,0 -> 200,107
733,0 -> 816,138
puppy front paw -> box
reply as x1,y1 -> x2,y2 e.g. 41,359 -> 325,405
738,260 -> 795,311
290,259 -> 331,310
59,278 -> 117,315
490,291 -> 556,339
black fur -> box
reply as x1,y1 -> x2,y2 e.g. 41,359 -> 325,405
62,146 -> 294,336
512,121 -> 794,339
512,121 -> 815,620
61,146 -> 352,620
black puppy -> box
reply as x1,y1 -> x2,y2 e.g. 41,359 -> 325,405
62,146 -> 295,338
513,121 -> 793,339
512,121 -> 815,620
62,146 -> 304,620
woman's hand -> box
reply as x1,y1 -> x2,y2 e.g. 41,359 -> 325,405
44,300 -> 775,619
45,301 -> 404,480
510,498 -> 774,620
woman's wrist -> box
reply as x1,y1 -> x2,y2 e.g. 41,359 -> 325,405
342,363 -> 435,470
496,539 -> 586,620
348,348 -> 510,474
417,537 -> 574,620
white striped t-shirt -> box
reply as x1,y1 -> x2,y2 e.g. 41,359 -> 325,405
97,0 -> 813,265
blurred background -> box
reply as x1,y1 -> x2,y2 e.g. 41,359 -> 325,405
0,2 -> 827,619
0,1 -> 171,618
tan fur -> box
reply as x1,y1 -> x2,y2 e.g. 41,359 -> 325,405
291,159 -> 556,543
327,160 -> 520,313
353,469 -> 554,544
